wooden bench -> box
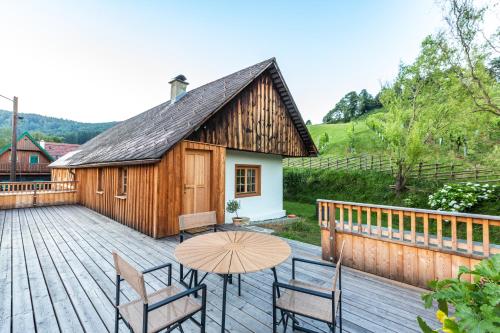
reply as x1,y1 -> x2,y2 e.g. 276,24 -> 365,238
179,211 -> 218,242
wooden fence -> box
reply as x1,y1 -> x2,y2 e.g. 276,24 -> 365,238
285,155 -> 500,182
0,181 -> 79,209
317,199 -> 500,288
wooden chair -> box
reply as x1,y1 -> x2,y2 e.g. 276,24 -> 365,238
178,211 -> 242,295
272,241 -> 345,333
112,251 -> 207,333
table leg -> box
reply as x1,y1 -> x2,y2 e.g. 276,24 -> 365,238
238,274 -> 241,296
221,274 -> 229,333
194,269 -> 199,298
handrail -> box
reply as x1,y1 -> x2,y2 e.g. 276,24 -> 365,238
317,199 -> 500,221
0,180 -> 79,208
317,199 -> 499,258
0,180 -> 78,194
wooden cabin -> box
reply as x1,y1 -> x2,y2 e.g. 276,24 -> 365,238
0,132 -> 54,180
50,58 -> 317,238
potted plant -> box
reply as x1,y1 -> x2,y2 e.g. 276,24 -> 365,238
226,199 -> 243,226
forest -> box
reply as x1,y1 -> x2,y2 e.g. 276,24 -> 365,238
0,110 -> 117,146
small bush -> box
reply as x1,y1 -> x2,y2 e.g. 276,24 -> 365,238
417,254 -> 500,333
428,183 -> 497,212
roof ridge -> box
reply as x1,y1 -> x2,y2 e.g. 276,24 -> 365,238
51,57 -> 317,167
187,57 -> 275,94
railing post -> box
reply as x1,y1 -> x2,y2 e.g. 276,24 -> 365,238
33,183 -> 37,207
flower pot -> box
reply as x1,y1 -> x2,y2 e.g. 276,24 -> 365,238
232,217 -> 243,226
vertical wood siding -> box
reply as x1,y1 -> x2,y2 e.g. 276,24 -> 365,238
52,140 -> 225,238
187,71 -> 308,157
156,141 -> 225,237
73,164 -> 158,236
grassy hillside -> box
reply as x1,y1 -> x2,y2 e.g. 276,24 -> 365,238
308,119 -> 385,156
307,110 -> 499,167
0,110 -> 117,144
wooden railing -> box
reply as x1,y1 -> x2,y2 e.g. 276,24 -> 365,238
317,199 -> 500,288
0,163 -> 51,174
284,155 -> 500,183
0,181 -> 79,209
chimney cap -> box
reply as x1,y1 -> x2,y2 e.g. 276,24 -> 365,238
169,74 -> 188,84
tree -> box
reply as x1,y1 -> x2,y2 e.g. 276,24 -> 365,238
318,132 -> 330,154
371,36 -> 477,192
346,123 -> 356,153
30,131 -> 64,143
305,119 -> 312,125
440,0 -> 500,116
323,89 -> 382,124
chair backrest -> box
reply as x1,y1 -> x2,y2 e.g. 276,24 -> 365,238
331,240 -> 345,291
179,211 -> 217,231
112,251 -> 148,303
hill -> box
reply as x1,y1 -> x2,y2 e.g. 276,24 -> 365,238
0,110 -> 117,144
308,109 -> 385,156
307,109 -> 498,167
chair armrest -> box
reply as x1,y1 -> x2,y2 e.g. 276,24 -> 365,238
143,262 -> 172,274
292,257 -> 336,279
273,281 -> 332,300
148,284 -> 207,312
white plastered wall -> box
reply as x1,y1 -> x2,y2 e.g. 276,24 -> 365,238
225,150 -> 285,223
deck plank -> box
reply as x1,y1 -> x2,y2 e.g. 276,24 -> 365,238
19,209 -> 60,332
62,205 -> 327,333
11,209 -> 35,333
0,205 -> 440,333
29,207 -> 105,332
0,210 -> 12,333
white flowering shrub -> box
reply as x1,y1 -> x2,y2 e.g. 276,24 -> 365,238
428,183 -> 497,212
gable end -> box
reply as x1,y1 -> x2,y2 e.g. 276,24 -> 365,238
187,70 -> 316,157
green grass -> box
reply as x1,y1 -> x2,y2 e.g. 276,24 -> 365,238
260,201 -> 320,246
308,120 -> 385,156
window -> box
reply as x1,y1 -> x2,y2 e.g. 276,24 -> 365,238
29,154 -> 39,164
97,168 -> 104,192
235,165 -> 261,197
118,167 -> 127,196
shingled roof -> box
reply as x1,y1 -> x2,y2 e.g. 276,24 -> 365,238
51,58 -> 316,167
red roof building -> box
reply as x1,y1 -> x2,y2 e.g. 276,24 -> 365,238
41,141 -> 80,160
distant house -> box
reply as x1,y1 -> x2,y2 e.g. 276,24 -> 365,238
51,58 -> 317,238
40,141 -> 80,160
0,132 -> 54,180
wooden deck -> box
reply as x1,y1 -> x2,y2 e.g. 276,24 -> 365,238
0,205 -> 439,333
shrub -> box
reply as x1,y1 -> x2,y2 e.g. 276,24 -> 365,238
428,183 -> 497,212
226,200 -> 240,217
417,254 -> 500,333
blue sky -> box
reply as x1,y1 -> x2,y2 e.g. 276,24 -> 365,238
0,0 -> 445,123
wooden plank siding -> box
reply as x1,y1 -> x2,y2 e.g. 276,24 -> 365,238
318,199 -> 500,289
53,140 -> 225,238
187,71 -> 308,157
74,164 -> 159,236
156,141 -> 226,237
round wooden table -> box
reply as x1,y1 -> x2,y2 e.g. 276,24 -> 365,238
175,231 -> 291,332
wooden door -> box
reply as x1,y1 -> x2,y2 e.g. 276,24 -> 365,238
183,150 -> 211,214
